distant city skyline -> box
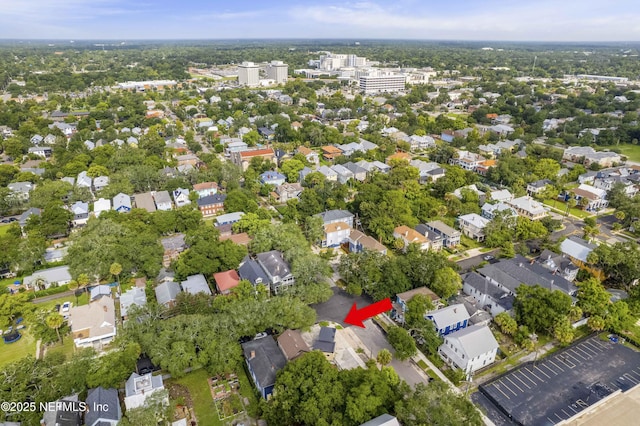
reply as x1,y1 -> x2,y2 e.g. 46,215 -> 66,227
1,0 -> 639,42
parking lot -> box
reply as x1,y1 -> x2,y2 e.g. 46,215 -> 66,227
476,335 -> 640,425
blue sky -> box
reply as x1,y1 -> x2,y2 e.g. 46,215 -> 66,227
1,0 -> 639,41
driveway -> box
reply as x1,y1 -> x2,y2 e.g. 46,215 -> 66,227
312,287 -> 373,325
456,249 -> 499,273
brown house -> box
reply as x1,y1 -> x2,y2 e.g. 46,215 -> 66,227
277,329 -> 311,361
321,145 -> 343,161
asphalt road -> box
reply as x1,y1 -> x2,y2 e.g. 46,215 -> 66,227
311,286 -> 373,325
456,249 -> 499,273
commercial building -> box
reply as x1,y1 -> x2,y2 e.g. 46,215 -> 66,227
238,61 -> 260,87
266,61 -> 288,84
359,73 -> 407,94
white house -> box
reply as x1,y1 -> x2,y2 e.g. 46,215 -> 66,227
69,296 -> 117,349
124,372 -> 166,410
393,225 -> 430,251
438,324 -> 499,377
93,198 -> 111,217
507,196 -> 548,220
172,188 -> 191,207
427,304 -> 470,336
458,213 -> 490,242
322,221 -> 351,248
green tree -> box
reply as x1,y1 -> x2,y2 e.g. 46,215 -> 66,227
395,382 -> 482,426
588,242 -> 640,291
119,390 -> 172,426
224,189 -> 259,213
431,267 -> 462,299
45,313 -> 65,343
303,215 -> 324,244
553,316 -> 575,346
494,312 -> 518,336
387,326 -> 417,361
280,159 -> 306,182
514,285 -> 572,334
376,348 -> 392,366
577,278 -> 610,317
587,315 -> 605,332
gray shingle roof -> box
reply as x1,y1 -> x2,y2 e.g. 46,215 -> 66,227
85,387 -> 121,424
238,257 -> 269,285
316,209 -> 354,224
256,251 -> 290,278
242,337 -> 287,391
180,274 -> 212,296
463,272 -> 514,310
154,281 -> 181,305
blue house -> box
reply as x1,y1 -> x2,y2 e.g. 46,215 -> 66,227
426,304 -> 470,336
241,337 -> 287,399
259,171 -> 286,186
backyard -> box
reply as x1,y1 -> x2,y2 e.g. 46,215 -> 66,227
0,329 -> 37,367
599,144 -> 640,162
542,199 -> 594,219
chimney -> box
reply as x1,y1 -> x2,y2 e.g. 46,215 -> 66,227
404,230 -> 409,237
250,350 -> 256,359
103,305 -> 108,312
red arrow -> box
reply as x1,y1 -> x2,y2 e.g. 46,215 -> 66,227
344,298 -> 393,328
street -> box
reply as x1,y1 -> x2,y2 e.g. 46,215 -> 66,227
456,249 -> 499,273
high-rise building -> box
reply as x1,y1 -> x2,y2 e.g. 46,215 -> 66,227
238,62 -> 260,87
359,73 -> 407,94
266,61 -> 288,84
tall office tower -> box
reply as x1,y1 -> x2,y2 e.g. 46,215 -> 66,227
266,60 -> 289,84
238,61 -> 260,87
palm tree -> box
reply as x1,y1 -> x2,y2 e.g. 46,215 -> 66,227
46,313 -> 64,343
77,273 -> 90,296
615,210 -> 626,222
109,262 -> 123,294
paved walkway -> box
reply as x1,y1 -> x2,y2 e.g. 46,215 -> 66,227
32,289 -> 76,304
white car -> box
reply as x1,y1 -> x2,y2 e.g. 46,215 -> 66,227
61,301 -> 72,313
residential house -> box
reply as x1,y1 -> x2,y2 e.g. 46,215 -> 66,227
332,164 -> 354,184
537,249 -> 579,282
426,304 -> 470,336
43,133 -> 57,145
361,414 -> 401,426
457,213 -> 490,242
560,236 -> 597,266
452,184 -> 486,204
197,193 -> 226,217
226,140 -> 249,154
77,171 -> 92,189
409,135 -> 436,151
215,212 -> 244,226
299,166 -> 313,182
242,337 -> 287,399
85,387 -> 122,426
90,285 -> 112,301
463,255 -> 577,317
410,160 -> 445,183
316,209 -> 355,228
112,193 -> 132,213
317,165 -> 338,181
386,152 -> 411,164
30,134 -> 44,144
40,394 -> 82,426
28,146 -> 52,158
23,266 -> 72,290
257,250 -> 295,294
572,184 -> 608,211
231,148 -> 276,171
172,188 -> 191,208
93,176 -> 109,192
450,150 -> 486,171
314,326 -> 336,361
481,202 -> 517,220
120,287 -> 147,319
489,189 -> 513,203
321,145 -> 343,161
438,324 -> 499,377
343,162 -> 368,182
180,274 -> 212,296
18,207 -> 41,227
133,192 -> 157,213
160,234 -> 186,267
238,256 -> 270,288
192,182 -> 218,198
153,190 -> 173,211
93,198 -> 111,217
84,140 -> 95,150
274,182 -> 302,203
414,224 -> 444,252
356,160 -> 390,174
259,171 -> 286,186
296,146 -> 319,165
393,225 -> 430,251
347,229 -> 388,255
258,126 -> 275,139
154,281 -> 181,308
124,372 -> 166,410
213,270 -> 241,295
393,287 -> 441,324
462,272 -> 515,317
425,220 -> 461,248
69,296 -> 116,349
277,329 -> 311,361
563,146 -> 622,168
322,221 -> 351,248
527,179 -> 553,196
441,130 -> 455,143
7,181 -> 34,200
593,176 -> 638,197
507,196 -> 548,220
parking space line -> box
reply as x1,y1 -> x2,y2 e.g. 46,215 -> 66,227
555,412 -> 564,421
540,363 -> 558,376
535,365 -> 551,379
505,376 -> 525,393
630,370 -> 640,380
564,352 -> 581,364
558,356 -> 576,368
575,346 -> 592,359
528,367 -> 545,382
492,383 -> 511,400
500,380 -> 518,396
570,349 -> 588,361
567,404 -> 578,414
518,371 -> 538,386
580,343 -> 599,355
623,373 -> 638,384
561,408 -> 572,418
590,339 -> 608,350
547,417 -> 556,425
512,372 -> 532,389
548,360 -> 564,372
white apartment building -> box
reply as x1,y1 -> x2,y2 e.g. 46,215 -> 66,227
359,73 -> 407,94
266,61 -> 288,84
238,62 -> 260,87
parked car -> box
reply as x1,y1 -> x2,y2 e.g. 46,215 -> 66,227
483,255 -> 495,261
61,301 -> 72,313
254,332 -> 268,340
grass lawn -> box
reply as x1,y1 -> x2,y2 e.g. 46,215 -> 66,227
599,144 -> 640,162
1,276 -> 24,293
460,235 -> 482,250
542,199 -> 593,219
0,224 -> 11,236
171,369 -> 223,426
45,336 -> 75,361
35,291 -> 89,311
0,329 -> 37,368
